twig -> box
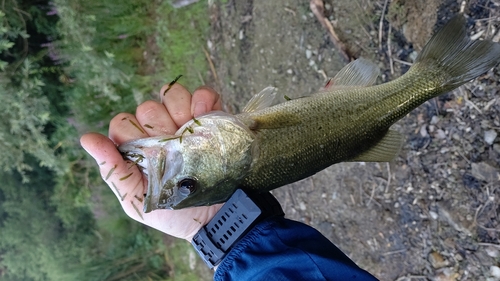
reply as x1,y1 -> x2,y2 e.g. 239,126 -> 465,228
202,46 -> 220,88
460,87 -> 483,114
310,0 -> 352,63
284,7 -> 296,16
382,248 -> 406,255
378,0 -> 389,50
392,58 -> 413,66
395,275 -> 427,281
474,202 -> 500,232
385,162 -> 391,193
478,242 -> 500,249
387,23 -> 394,75
366,182 -> 382,207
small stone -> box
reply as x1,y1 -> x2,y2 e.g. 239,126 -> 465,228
493,143 -> 500,154
471,162 -> 500,182
299,201 -> 306,211
491,266 -> 500,278
429,211 -> 438,220
436,129 -> 446,139
485,247 -> 500,258
420,125 -> 428,137
286,69 -> 293,75
431,115 -> 440,124
434,267 -> 458,281
484,130 -> 497,145
409,51 -> 418,62
429,251 -> 448,268
306,49 -> 312,59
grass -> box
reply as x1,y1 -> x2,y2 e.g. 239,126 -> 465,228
52,0 -> 212,279
153,1 -> 210,93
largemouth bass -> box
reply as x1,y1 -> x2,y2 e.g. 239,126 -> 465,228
120,16 -> 500,211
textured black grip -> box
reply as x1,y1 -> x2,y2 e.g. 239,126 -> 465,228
191,189 -> 283,269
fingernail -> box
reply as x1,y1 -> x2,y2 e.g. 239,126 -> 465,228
193,102 -> 207,117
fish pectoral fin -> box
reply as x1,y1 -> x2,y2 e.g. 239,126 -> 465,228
240,111 -> 302,130
321,58 -> 380,91
350,130 -> 403,162
242,87 -> 280,113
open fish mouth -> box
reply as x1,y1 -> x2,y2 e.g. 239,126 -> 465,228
119,136 -> 185,212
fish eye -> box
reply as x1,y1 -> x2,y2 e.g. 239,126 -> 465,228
178,178 -> 197,195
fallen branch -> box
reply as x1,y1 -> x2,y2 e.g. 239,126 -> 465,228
310,0 -> 353,63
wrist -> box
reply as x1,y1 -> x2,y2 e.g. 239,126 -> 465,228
191,189 -> 284,270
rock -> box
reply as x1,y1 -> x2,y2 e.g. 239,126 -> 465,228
471,162 -> 500,182
484,130 -> 497,145
299,201 -> 306,211
436,129 -> 446,139
434,267 -> 458,281
491,266 -> 500,279
494,143 -> 500,154
429,211 -> 438,220
306,49 -> 312,59
429,251 -> 448,268
485,247 -> 500,258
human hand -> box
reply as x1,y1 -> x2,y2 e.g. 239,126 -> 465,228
80,83 -> 224,241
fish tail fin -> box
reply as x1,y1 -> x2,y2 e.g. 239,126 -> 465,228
414,16 -> 500,91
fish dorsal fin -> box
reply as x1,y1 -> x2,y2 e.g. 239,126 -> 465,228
350,129 -> 403,162
328,58 -> 380,88
242,87 -> 279,113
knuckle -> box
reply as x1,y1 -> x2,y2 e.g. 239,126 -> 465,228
110,112 -> 134,127
136,100 -> 162,116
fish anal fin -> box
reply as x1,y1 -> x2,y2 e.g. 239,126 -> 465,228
350,130 -> 403,162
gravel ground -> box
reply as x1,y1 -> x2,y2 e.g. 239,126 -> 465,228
203,1 -> 500,280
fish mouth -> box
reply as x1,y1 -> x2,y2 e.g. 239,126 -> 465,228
118,136 -> 185,212
143,185 -> 187,212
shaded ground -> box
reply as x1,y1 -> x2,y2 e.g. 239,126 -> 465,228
205,0 -> 500,280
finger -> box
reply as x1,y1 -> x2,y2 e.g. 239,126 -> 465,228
109,113 -> 149,144
191,86 -> 222,116
135,100 -> 178,136
161,83 -> 192,127
80,133 -> 145,201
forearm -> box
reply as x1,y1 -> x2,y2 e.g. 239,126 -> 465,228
214,217 -> 379,281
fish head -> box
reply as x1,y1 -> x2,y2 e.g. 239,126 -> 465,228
119,112 -> 255,211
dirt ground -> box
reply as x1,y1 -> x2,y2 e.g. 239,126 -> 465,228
203,0 -> 500,280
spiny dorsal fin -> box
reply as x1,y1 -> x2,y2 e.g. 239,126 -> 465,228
242,87 -> 279,113
350,130 -> 403,162
328,58 -> 380,88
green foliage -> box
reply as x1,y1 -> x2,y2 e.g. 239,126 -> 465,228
0,3 -> 63,180
0,0 -> 212,279
0,163 -> 96,281
54,0 -> 152,131
155,1 -> 209,92
79,225 -> 171,281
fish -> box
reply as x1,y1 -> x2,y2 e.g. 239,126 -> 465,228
119,16 -> 500,211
